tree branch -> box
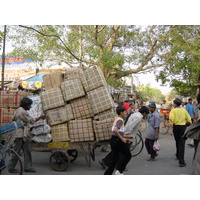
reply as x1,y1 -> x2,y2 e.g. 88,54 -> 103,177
19,25 -> 96,66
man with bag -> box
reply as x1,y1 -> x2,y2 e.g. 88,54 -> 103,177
145,103 -> 160,161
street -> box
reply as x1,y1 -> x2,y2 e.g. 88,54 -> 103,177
23,130 -> 195,175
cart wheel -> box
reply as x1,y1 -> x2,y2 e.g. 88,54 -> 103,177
67,149 -> 78,163
49,151 -> 70,171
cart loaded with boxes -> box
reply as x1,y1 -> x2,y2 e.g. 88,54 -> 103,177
29,66 -> 117,171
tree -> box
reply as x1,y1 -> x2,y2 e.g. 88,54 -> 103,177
7,25 -> 172,88
135,83 -> 165,102
168,89 -> 179,101
156,25 -> 200,96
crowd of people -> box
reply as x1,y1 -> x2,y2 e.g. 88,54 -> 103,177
1,96 -> 200,175
100,97 -> 200,175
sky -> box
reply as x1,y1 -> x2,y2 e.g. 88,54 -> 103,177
134,72 -> 172,95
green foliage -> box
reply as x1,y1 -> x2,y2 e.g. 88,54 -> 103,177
135,83 -> 165,102
168,88 -> 179,101
6,25 -> 200,94
156,25 -> 200,96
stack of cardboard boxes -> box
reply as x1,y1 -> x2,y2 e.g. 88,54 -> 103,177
41,67 -> 116,143
0,90 -> 31,126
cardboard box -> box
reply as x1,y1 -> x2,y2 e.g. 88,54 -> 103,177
87,86 -> 114,114
50,123 -> 70,142
0,108 -> 16,126
93,118 -> 113,141
45,104 -> 74,125
65,68 -> 83,80
0,90 -> 31,108
40,87 -> 65,111
69,118 -> 94,142
42,72 -> 64,90
80,66 -> 107,92
97,108 -> 117,121
70,96 -> 93,120
61,78 -> 85,101
27,95 -> 43,119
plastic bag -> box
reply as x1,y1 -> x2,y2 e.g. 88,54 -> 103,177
153,140 -> 160,151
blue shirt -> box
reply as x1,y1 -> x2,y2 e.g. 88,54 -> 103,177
186,103 -> 195,117
146,111 -> 160,140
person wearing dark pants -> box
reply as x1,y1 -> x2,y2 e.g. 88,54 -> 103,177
100,106 -> 149,170
104,106 -> 133,175
173,125 -> 187,165
169,98 -> 192,167
9,137 -> 33,171
8,97 -> 46,173
145,103 -> 160,161
104,136 -> 132,175
145,139 -> 157,160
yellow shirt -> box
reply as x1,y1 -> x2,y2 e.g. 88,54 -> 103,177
169,107 -> 192,125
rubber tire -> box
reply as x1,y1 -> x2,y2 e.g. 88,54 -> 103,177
49,151 -> 70,171
130,133 -> 144,157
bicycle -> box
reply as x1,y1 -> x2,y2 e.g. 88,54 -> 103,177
139,118 -> 148,132
0,122 -> 23,175
129,130 -> 144,157
159,109 -> 171,135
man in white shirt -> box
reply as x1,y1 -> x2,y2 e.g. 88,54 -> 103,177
99,106 -> 149,169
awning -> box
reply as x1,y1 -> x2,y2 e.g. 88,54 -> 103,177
24,74 -> 45,82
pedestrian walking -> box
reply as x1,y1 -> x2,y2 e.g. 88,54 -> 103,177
186,98 -> 196,148
8,97 -> 46,173
100,106 -> 149,172
104,106 -> 133,175
169,98 -> 192,167
145,103 -> 160,161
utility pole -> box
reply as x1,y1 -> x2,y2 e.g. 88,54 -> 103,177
79,26 -> 83,69
1,25 -> 6,90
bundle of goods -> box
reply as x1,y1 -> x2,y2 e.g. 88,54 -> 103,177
25,95 -> 51,143
45,104 -> 74,125
0,90 -> 31,108
42,72 -> 64,91
96,108 -> 117,121
40,87 -> 65,111
93,118 -> 113,141
30,119 -> 52,143
70,96 -> 93,119
0,108 -> 16,126
50,123 -> 70,143
87,86 -> 114,114
60,78 -> 85,101
40,66 -> 116,143
65,67 -> 83,81
27,94 -> 43,119
80,66 -> 107,92
69,118 -> 94,142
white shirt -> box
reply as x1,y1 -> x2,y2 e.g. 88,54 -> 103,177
124,112 -> 143,136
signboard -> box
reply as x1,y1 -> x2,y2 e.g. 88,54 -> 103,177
0,56 -> 33,64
